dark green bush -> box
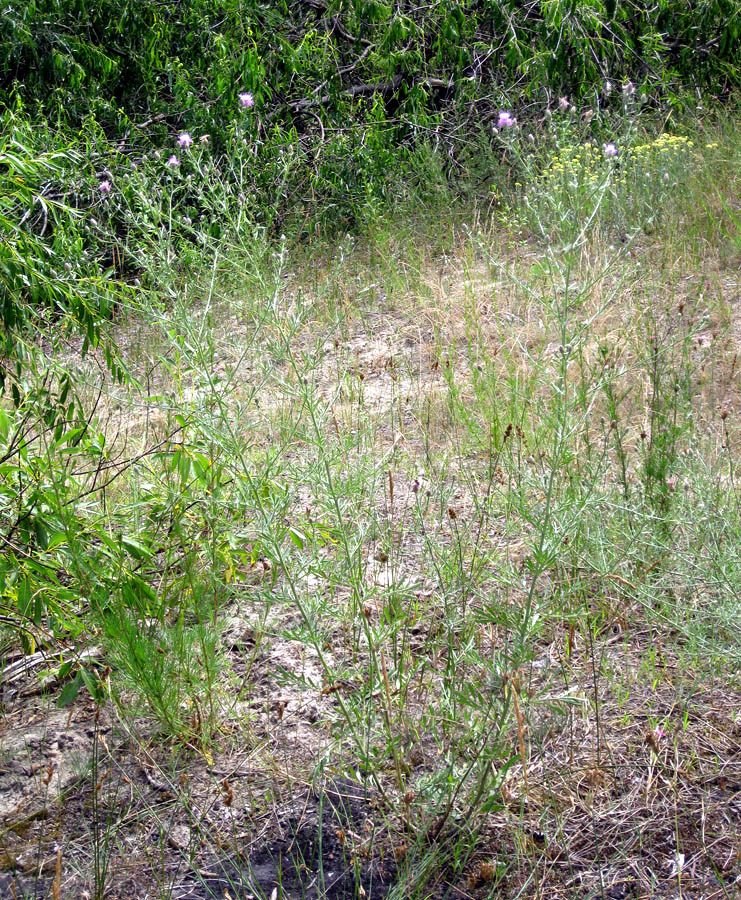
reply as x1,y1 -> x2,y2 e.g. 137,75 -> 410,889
3,1 -> 738,151
0,111 -> 129,391
1,0 -> 737,248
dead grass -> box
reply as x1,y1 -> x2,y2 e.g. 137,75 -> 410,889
2,188 -> 740,899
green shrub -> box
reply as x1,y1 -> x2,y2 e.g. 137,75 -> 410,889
0,112 -> 127,390
1,1 -> 738,235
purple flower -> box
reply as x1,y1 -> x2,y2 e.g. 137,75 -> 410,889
177,132 -> 193,149
239,92 -> 255,109
167,154 -> 180,168
604,142 -> 618,158
497,110 -> 515,128
99,179 -> 111,193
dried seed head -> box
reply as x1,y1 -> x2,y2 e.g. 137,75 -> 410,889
221,779 -> 234,807
467,860 -> 496,890
645,728 -> 662,753
393,843 -> 408,862
447,506 -> 457,520
478,861 -> 496,882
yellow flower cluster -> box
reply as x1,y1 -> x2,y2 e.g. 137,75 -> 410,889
517,131 -> 714,241
539,142 -> 606,193
538,133 -> 694,200
542,142 -> 603,176
623,133 -> 693,164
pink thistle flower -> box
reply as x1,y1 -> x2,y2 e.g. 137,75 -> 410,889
497,110 -> 515,128
604,142 -> 618,158
99,179 -> 112,193
177,132 -> 193,149
239,92 -> 255,109
167,154 -> 180,168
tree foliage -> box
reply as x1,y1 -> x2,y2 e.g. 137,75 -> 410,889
2,0 -> 738,146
